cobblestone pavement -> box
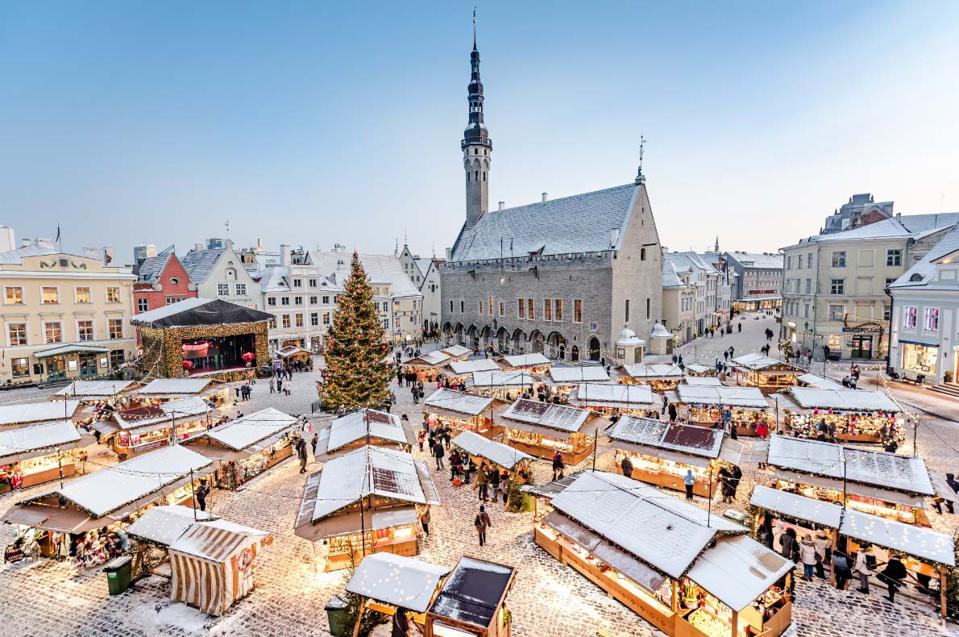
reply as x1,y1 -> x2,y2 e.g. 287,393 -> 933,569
1,318 -> 957,636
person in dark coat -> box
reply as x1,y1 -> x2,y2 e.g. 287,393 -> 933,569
296,437 -> 308,473
432,440 -> 445,470
551,451 -> 565,481
880,555 -> 908,603
620,455 -> 634,479
391,607 -> 411,637
195,479 -> 209,512
474,505 -> 492,546
668,403 -> 678,423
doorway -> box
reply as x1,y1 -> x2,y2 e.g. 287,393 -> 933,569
850,335 -> 873,359
588,337 -> 601,362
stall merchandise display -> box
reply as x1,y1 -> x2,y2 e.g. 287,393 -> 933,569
688,406 -> 769,434
783,411 -> 902,444
324,525 -> 418,571
775,479 -> 922,525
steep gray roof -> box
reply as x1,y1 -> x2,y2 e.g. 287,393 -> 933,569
898,212 -> 959,234
137,245 -> 175,283
312,252 -> 421,298
724,251 -> 784,270
662,256 -> 685,288
449,183 -> 638,262
890,223 -> 959,291
181,247 -> 223,284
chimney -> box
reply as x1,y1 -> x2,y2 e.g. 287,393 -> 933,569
445,247 -> 452,260
498,201 -> 505,211
895,213 -> 902,221
541,192 -> 548,203
280,244 -> 291,266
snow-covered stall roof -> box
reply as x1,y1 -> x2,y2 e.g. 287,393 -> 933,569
686,534 -> 794,612
608,417 -> 724,460
429,557 -> 516,628
767,435 -> 934,496
796,374 -> 843,390
196,408 -> 298,451
448,359 -> 500,375
0,420 -> 82,463
424,388 -> 493,416
501,399 -> 590,434
137,378 -> 215,396
571,383 -> 656,407
470,370 -> 536,389
840,508 -> 955,566
732,353 -> 796,371
675,385 -> 768,409
684,363 -> 712,375
784,387 -> 900,412
548,366 -> 610,384
112,396 -> 210,432
749,486 -> 843,529
683,376 -> 723,387
346,553 -> 451,613
622,363 -> 683,379
170,520 -> 269,563
126,505 -> 215,545
411,351 -> 451,366
452,431 -> 533,471
324,409 -> 410,453
502,353 -> 551,368
55,380 -> 135,398
0,401 -> 80,426
441,345 -> 471,358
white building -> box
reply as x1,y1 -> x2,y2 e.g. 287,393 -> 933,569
666,252 -> 720,335
181,239 -> 260,309
398,244 -> 443,336
724,251 -> 784,311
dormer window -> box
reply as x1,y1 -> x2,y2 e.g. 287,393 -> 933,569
909,273 -> 923,282
170,277 -> 179,285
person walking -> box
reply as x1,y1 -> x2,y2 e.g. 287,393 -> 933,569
195,479 -> 210,512
269,377 -> 275,394
417,429 -> 426,453
668,402 -> 678,423
488,465 -> 500,498
432,439 -> 445,470
620,455 -> 634,479
476,464 -> 489,502
832,549 -> 852,590
418,508 -> 430,537
880,554 -> 907,603
779,527 -> 797,561
683,469 -> 695,500
391,607 -> 411,637
813,530 -> 830,579
474,505 -> 492,546
296,437 -> 309,474
311,432 -> 320,458
854,545 -> 874,593
551,451 -> 565,481
800,535 -> 817,581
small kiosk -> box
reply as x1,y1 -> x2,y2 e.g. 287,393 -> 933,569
570,383 -> 659,417
607,417 -> 727,497
0,400 -> 81,428
54,380 -> 137,407
731,354 -> 802,393
467,371 -> 539,401
100,396 -> 211,458
795,374 -> 843,390
764,434 -> 935,526
423,389 -> 497,438
294,445 -> 440,571
405,351 -> 453,382
0,420 -> 91,490
182,408 -> 298,489
452,431 -> 533,485
446,358 -> 501,384
779,387 -> 902,443
674,385 -> 770,435
441,344 -> 472,361
135,378 -> 231,407
621,363 -> 684,391
318,409 -> 413,457
498,399 -> 604,464
684,363 -> 716,377
425,557 -> 517,637
535,472 -> 794,637
500,353 -> 551,374
276,345 -> 313,367
544,366 -> 610,400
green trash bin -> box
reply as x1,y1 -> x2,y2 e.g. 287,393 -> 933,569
104,556 -> 133,596
325,595 -> 352,637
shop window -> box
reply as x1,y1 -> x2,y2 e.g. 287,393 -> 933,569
77,320 -> 94,341
109,350 -> 125,368
108,318 -> 124,339
45,322 -> 62,343
828,305 -> 845,321
106,287 -> 121,303
11,357 -> 29,378
886,249 -> 902,267
901,342 -> 937,374
831,251 -> 846,268
42,287 -> 59,304
8,323 -> 26,346
4,286 -> 23,304
74,287 -> 92,303
924,307 -> 939,332
902,306 -> 917,329
830,279 -> 844,295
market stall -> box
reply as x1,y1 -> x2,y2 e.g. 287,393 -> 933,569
424,556 -> 517,637
497,399 -> 605,464
317,408 -> 413,457
607,417 -> 731,497
441,345 -> 472,362
275,345 -> 313,369
423,389 -> 497,438
684,363 -> 716,377
467,371 -> 539,401
452,431 -> 533,486
779,387 -> 902,443
569,383 -> 659,418
98,396 -> 211,458
405,351 -> 453,382
0,400 -> 82,428
2,445 -> 213,568
135,378 -> 231,407
621,363 -> 684,391
534,471 -> 793,637
764,434 -> 935,526
795,374 -> 843,390
500,353 -> 551,374
54,380 -> 137,407
182,408 -> 298,489
683,376 -> 723,387
294,445 -> 440,571
544,365 -> 610,400
0,420 -> 91,490
446,358 -> 501,384
731,354 -> 802,393
673,385 -> 771,435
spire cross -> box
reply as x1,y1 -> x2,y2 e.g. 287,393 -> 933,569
473,7 -> 477,49
639,135 -> 646,172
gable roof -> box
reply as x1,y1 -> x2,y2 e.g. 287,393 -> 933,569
889,223 -> 959,291
312,252 -> 421,298
180,247 -> 224,284
450,183 -> 638,261
723,252 -> 784,270
137,245 -> 175,283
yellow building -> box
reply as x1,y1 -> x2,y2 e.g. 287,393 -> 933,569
0,240 -> 136,385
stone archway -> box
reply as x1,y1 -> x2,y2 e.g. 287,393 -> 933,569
528,330 -> 545,354
480,326 -> 492,350
547,332 -> 567,360
454,323 -> 465,346
512,329 -> 527,353
496,327 -> 509,353
570,345 -> 580,362
467,325 -> 479,349
588,336 -> 601,362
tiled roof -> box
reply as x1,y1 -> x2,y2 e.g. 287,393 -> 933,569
181,247 -> 223,284
449,183 -> 638,261
137,245 -> 175,283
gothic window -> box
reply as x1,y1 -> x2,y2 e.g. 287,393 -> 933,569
474,170 -> 479,181
466,172 -> 470,182
483,172 -> 486,182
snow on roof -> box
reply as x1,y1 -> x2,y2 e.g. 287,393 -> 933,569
424,389 -> 493,416
441,345 -> 471,358
502,353 -> 551,368
418,351 -> 452,366
683,376 -> 722,386
0,400 -> 80,426
113,396 -> 210,431
723,251 -> 784,270
609,417 -> 724,459
684,363 -> 711,374
199,408 -> 298,451
55,380 -> 135,397
345,553 -> 450,613
548,366 -> 610,383
623,363 -> 683,379
34,445 -> 212,518
732,353 -> 794,371
449,358 -> 500,375
137,378 -> 213,395
0,420 -> 81,460
749,485 -> 842,529
784,387 -> 899,412
551,471 -> 743,579
813,218 -> 912,242
429,557 -> 515,627
325,409 -> 408,453
136,246 -> 175,284
452,430 -> 533,470
676,385 -> 768,408
796,374 -> 843,389
501,399 -> 589,434
686,534 -> 793,612
170,520 -> 269,563
890,223 -> 959,290
309,445 -> 438,522
767,435 -> 934,495
313,252 -> 421,299
470,370 -> 536,388
571,383 -> 655,406
128,297 -> 214,325
126,505 -> 214,546
840,508 -> 954,566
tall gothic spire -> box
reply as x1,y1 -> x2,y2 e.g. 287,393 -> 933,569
463,9 -> 490,147
462,9 -> 492,228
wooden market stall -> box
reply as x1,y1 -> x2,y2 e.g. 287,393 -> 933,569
452,430 -> 533,486
621,363 -> 684,391
497,398 -> 605,464
0,400 -> 82,428
764,434 -> 935,526
276,344 -> 313,366
424,556 -> 517,637
317,408 -> 413,458
683,376 -> 723,387
405,351 -> 453,382
500,353 -> 551,374
731,354 -> 802,393
673,385 -> 771,435
423,389 -> 497,438
467,370 -> 539,401
293,445 -> 440,571
543,365 -> 610,401
683,363 -> 716,377
779,387 -> 902,443
534,471 -> 794,637
446,358 -> 501,384
441,344 -> 472,362
607,417 -> 732,497
53,380 -> 138,405
345,553 -> 452,636
795,374 -> 843,390
97,396 -> 211,458
569,383 -> 660,417
1,445 -> 213,568
0,420 -> 92,491
182,408 -> 298,489
135,378 -> 232,408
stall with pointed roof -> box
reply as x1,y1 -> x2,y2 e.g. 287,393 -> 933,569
423,388 -> 498,438
499,353 -> 551,374
424,556 -> 518,637
0,419 -> 92,490
569,382 -> 659,417
316,408 -> 414,458
621,363 -> 684,391
731,353 -> 802,393
543,364 -> 611,401
496,398 -> 606,464
779,386 -> 902,444
466,370 -> 539,401
673,385 -> 771,435
445,358 -> 501,384
405,350 -> 453,382
98,396 -> 211,458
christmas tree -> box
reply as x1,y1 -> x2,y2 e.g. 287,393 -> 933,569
319,252 -> 392,411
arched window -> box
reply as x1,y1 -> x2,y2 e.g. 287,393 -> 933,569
474,148 -> 478,155
640,247 -> 646,260
483,172 -> 486,182
909,273 -> 923,282
466,172 -> 470,182
474,170 -> 479,181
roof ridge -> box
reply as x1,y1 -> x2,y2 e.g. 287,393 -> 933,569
486,182 -> 636,216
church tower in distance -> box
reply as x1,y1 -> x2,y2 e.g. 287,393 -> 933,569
463,14 -> 492,228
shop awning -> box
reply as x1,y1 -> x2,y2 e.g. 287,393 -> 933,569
452,431 -> 532,471
773,469 -> 926,508
424,388 -> 493,416
346,553 -> 451,613
687,534 -> 794,612
609,439 -> 710,468
840,508 -> 955,567
294,506 -> 418,542
0,420 -> 83,465
2,505 -> 103,533
749,486 -> 843,529
34,344 -> 109,359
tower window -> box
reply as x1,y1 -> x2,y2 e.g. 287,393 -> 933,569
467,172 -> 470,182
474,171 -> 478,181
483,172 -> 486,182
474,148 -> 478,155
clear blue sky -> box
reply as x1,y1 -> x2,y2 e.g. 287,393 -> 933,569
1,1 -> 957,262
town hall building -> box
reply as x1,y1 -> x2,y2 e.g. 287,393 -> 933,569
440,33 -> 663,363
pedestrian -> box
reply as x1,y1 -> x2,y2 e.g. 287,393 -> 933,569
474,505 -> 492,546
418,508 -> 431,537
195,479 -> 209,512
879,554 -> 907,603
813,530 -> 830,579
411,385 -> 419,405
433,439 -> 445,470
277,378 -> 283,393
737,323 -> 742,333
668,403 -> 678,423
717,467 -> 734,504
311,432 -> 319,457
723,351 -> 729,362
620,455 -> 634,479
296,437 -> 308,473
269,377 -> 275,394
683,469 -> 695,500
551,450 -> 565,481
854,545 -> 873,593
417,429 -> 426,452
488,465 -> 500,497
661,394 -> 668,415
234,387 -> 241,402
391,607 -> 411,637
779,527 -> 797,561
800,535 -> 817,581
476,463 -> 489,501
